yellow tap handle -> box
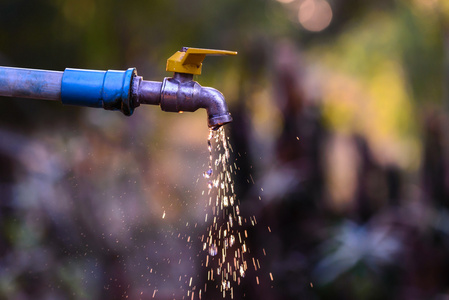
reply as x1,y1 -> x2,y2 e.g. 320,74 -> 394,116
166,47 -> 238,75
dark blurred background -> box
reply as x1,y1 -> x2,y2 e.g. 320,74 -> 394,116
0,0 -> 448,299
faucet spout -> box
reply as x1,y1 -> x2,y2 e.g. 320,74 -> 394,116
197,86 -> 233,129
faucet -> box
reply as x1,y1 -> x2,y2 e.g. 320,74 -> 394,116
0,47 -> 237,129
132,47 -> 235,129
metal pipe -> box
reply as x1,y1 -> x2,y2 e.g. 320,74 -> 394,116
132,76 -> 161,106
0,66 -> 233,129
0,67 -> 62,100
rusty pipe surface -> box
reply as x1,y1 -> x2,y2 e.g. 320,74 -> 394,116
0,67 -> 63,100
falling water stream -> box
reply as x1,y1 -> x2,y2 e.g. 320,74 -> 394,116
184,127 -> 267,299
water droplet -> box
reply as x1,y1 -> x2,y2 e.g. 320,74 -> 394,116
236,206 -> 240,215
223,196 -> 229,207
229,196 -> 234,206
239,265 -> 245,278
209,244 -> 218,256
228,214 -> 233,227
224,239 -> 229,249
217,267 -> 221,275
229,235 -> 235,247
203,169 -> 213,179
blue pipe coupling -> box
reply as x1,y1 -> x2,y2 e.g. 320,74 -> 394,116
61,68 -> 136,116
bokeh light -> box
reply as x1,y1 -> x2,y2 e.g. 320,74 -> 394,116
276,0 -> 295,3
298,0 -> 333,32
